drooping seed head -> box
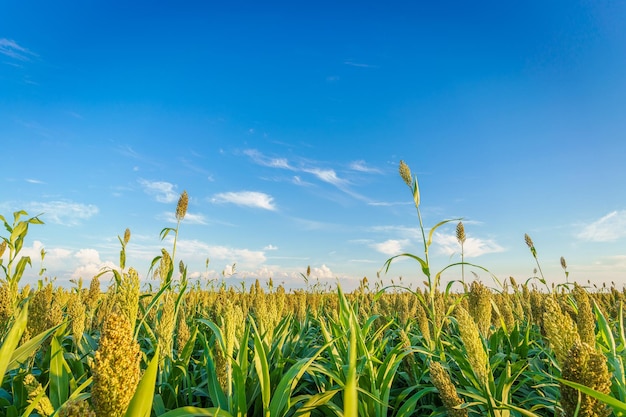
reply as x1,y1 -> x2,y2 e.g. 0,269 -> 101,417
524,233 -> 534,249
429,361 -> 468,417
399,160 -> 413,188
176,190 -> 189,221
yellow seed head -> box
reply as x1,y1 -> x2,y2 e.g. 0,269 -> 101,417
560,341 -> 611,417
123,228 -> 131,245
155,291 -> 176,361
455,306 -> 489,386
468,281 -> 492,337
456,222 -> 466,244
67,292 -> 86,345
92,312 -> 141,417
560,256 -> 567,270
429,361 -> 468,417
573,284 -> 596,346
23,374 -> 54,417
542,296 -> 579,365
399,160 -> 413,188
176,190 -> 189,221
59,399 -> 96,417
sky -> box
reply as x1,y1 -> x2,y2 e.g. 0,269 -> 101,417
1,1 -> 626,291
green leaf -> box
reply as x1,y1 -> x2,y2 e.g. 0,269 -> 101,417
557,377 -> 626,416
49,327 -> 70,409
124,346 -> 161,417
251,320 -> 271,417
8,323 -> 63,372
158,407 -> 235,417
0,303 -> 28,384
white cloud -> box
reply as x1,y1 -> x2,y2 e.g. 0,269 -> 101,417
578,210 -> 626,242
349,160 -> 381,173
244,149 -> 293,169
371,239 -> 411,256
159,211 -> 207,225
304,168 -> 346,186
264,244 -> 278,250
27,201 -> 98,226
72,248 -> 116,281
0,38 -> 37,61
138,179 -> 179,203
211,191 -> 276,211
311,264 -> 335,279
175,239 -> 267,266
25,178 -> 45,184
433,232 -> 505,258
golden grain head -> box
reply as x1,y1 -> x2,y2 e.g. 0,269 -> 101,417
92,312 -> 141,417
560,256 -> 567,270
399,160 -> 413,188
23,374 -> 54,417
123,228 -> 131,245
176,190 -> 189,220
456,221 -> 466,244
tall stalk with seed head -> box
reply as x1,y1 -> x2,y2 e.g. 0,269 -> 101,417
155,190 -> 188,288
524,233 -> 546,286
457,221 -> 466,287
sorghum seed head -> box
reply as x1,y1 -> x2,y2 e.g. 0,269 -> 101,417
560,256 -> 567,270
456,222 -> 466,244
429,361 -> 468,417
92,312 -> 141,417
524,233 -> 534,248
123,228 -> 131,245
561,341 -> 611,417
176,190 -> 189,221
399,160 -> 413,188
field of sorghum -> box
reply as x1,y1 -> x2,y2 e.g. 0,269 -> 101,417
1,161 -> 625,417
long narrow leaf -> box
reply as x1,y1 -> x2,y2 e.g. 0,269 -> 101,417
124,346 -> 160,417
49,327 -> 70,409
0,302 -> 28,384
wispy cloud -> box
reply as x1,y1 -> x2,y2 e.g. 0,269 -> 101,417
211,191 -> 276,211
25,178 -> 45,184
138,179 -> 179,203
159,211 -> 208,225
27,201 -> 98,226
434,232 -> 505,258
244,149 -> 293,169
0,38 -> 37,61
578,210 -> 626,242
303,168 -> 347,187
264,244 -> 278,250
344,60 -> 378,68
349,160 -> 382,173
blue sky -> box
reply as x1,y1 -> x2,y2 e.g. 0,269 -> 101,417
1,1 -> 625,290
